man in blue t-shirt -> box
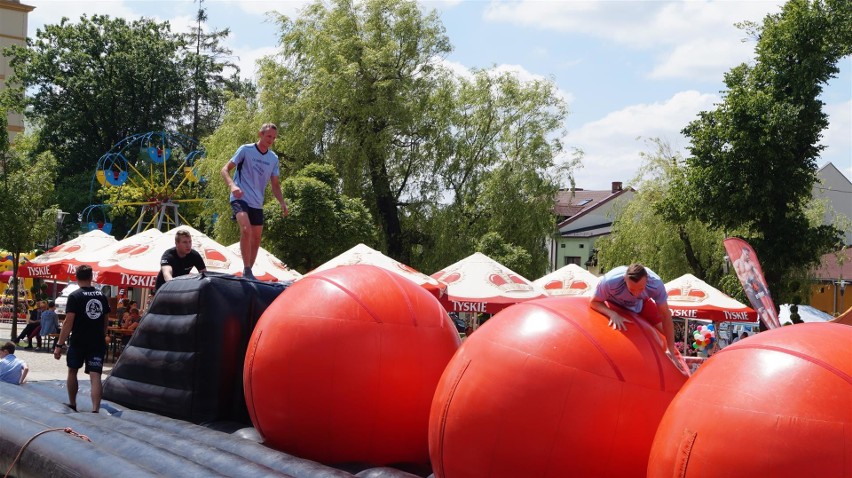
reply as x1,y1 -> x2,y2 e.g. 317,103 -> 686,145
0,341 -> 28,384
590,263 -> 685,374
220,123 -> 289,280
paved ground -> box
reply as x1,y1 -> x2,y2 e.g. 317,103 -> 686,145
1,322 -> 114,382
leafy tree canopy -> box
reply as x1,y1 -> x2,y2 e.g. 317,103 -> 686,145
681,0 -> 851,299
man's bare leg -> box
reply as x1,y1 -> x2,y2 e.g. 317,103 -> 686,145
66,368 -> 79,411
248,225 -> 263,270
236,212 -> 255,277
90,372 -> 103,412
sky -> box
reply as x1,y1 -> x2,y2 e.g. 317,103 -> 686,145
23,0 -> 852,190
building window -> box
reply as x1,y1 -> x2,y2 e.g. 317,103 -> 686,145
564,256 -> 581,266
579,244 -> 584,248
560,243 -> 565,248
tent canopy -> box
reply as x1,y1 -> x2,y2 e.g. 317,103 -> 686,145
533,264 -> 600,297
431,252 -> 546,314
307,243 -> 445,297
19,230 -> 117,280
227,243 -> 302,282
665,273 -> 756,323
80,226 -> 241,288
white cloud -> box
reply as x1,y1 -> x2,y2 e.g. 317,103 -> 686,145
565,90 -> 718,189
482,0 -> 785,81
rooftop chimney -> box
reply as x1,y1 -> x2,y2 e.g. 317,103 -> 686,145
611,181 -> 622,193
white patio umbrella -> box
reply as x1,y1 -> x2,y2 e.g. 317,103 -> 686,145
533,264 -> 600,297
307,243 -> 446,297
80,226 -> 241,288
227,243 -> 302,282
431,252 -> 546,314
665,274 -> 757,323
19,230 -> 117,280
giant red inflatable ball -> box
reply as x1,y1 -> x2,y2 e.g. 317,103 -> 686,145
429,296 -> 688,478
244,264 -> 461,467
648,322 -> 852,478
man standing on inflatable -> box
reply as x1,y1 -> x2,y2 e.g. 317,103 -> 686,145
220,123 -> 289,280
53,265 -> 111,413
590,264 -> 686,374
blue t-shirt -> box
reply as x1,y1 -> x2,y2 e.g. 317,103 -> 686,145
229,144 -> 280,209
593,266 -> 668,313
0,353 -> 26,384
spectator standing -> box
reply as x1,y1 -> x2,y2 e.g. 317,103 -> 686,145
53,265 -> 111,413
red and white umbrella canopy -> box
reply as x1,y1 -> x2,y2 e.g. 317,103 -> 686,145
431,252 -> 546,314
227,243 -> 302,282
19,230 -> 117,280
665,273 -> 757,322
306,243 -> 446,297
533,264 -> 600,297
81,226 -> 240,288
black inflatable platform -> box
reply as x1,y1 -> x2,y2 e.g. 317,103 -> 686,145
103,273 -> 286,424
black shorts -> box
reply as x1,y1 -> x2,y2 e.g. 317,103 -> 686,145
67,342 -> 106,374
230,200 -> 264,226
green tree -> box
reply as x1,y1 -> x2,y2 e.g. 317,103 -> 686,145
180,0 -> 250,140
4,13 -> 245,225
681,0 -> 851,302
0,113 -> 58,340
596,139 -> 727,284
200,0 -> 573,275
417,71 -> 571,278
262,164 -> 376,272
265,0 -> 451,262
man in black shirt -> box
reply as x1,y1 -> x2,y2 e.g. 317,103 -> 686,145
53,265 -> 111,413
154,229 -> 207,292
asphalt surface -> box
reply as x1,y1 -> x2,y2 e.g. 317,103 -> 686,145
1,322 -> 115,382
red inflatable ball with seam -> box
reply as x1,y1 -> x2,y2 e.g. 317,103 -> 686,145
429,296 -> 688,478
244,264 -> 461,467
648,322 -> 852,478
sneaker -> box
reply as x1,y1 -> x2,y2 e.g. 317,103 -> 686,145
243,269 -> 256,280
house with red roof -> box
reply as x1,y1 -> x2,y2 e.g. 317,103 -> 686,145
549,181 -> 634,273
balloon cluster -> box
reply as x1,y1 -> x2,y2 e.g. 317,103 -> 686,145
692,324 -> 716,352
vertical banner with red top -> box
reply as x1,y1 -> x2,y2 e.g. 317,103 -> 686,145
724,237 -> 781,329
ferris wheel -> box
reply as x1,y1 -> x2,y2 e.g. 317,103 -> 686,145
87,131 -> 206,236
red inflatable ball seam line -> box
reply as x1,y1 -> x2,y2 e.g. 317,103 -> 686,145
304,275 -> 384,324
432,358 -> 472,478
722,344 -> 852,384
631,317 -> 667,391
527,302 -> 625,383
374,266 -> 418,326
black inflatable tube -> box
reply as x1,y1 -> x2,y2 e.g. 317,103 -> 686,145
117,408 -> 355,478
0,409 -> 157,478
354,467 -> 428,478
0,392 -> 225,477
3,381 -> 430,477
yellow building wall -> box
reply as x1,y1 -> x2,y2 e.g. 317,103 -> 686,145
810,282 -> 851,317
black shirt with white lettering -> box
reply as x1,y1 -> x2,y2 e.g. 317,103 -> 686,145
67,287 -> 110,347
154,247 -> 207,292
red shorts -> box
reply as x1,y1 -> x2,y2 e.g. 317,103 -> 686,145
608,298 -> 662,326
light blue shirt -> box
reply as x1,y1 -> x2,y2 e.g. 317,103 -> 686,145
0,354 -> 26,384
593,266 -> 668,313
40,310 -> 59,336
229,144 -> 280,209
